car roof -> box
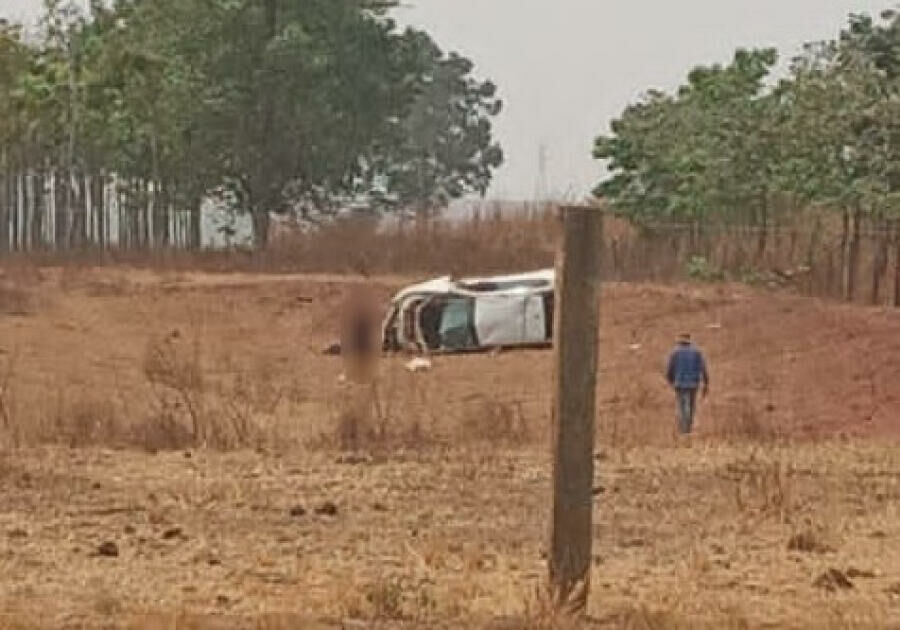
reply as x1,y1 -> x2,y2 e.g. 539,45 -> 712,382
390,269 -> 554,303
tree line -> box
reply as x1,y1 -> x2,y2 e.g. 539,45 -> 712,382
594,10 -> 900,303
0,0 -> 503,251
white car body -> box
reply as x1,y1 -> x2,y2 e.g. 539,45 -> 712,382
381,269 -> 555,354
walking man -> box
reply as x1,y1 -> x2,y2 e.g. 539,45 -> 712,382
666,333 -> 709,434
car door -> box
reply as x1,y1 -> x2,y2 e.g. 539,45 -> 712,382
474,293 -> 546,347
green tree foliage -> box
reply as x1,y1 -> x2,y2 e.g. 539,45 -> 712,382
594,11 -> 900,229
0,0 -> 504,247
0,21 -> 32,151
594,10 -> 900,302
379,31 -> 504,214
594,48 -> 779,225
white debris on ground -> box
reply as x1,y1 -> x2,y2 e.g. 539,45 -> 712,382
405,357 -> 433,373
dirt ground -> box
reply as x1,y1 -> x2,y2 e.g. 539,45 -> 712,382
0,266 -> 898,628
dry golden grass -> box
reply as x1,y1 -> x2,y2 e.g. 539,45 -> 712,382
7,206 -> 893,305
0,260 -> 897,628
0,441 -> 897,628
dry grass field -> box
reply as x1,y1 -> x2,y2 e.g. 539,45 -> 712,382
0,262 -> 898,628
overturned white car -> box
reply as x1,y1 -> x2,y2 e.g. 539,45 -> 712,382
381,269 -> 555,354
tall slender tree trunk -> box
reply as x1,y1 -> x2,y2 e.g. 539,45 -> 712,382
190,196 -> 202,249
73,173 -> 86,248
22,170 -> 29,251
756,192 -> 768,261
14,171 -> 23,251
840,208 -> 850,300
60,171 -> 70,249
55,168 -> 67,248
871,218 -> 888,305
168,181 -> 177,248
151,180 -> 161,247
84,174 -> 93,247
127,182 -> 133,249
136,179 -> 144,248
117,181 -> 126,249
176,206 -> 183,248
158,181 -> 170,247
131,179 -> 142,248
894,220 -> 900,308
132,179 -> 141,248
105,175 -> 113,248
252,206 -> 270,250
182,205 -> 191,248
96,174 -> 106,249
28,170 -> 41,251
806,216 -> 822,296
787,225 -> 798,265
249,0 -> 278,252
81,173 -> 89,247
142,179 -> 152,248
0,150 -> 9,254
847,204 -> 862,302
66,39 -> 78,250
149,135 -> 161,249
98,174 -> 106,248
773,197 -> 782,257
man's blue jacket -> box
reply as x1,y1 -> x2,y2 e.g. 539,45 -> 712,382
666,343 -> 709,390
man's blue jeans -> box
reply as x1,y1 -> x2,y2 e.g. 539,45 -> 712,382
676,388 -> 698,434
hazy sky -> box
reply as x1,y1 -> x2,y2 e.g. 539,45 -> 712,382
3,0 -> 892,199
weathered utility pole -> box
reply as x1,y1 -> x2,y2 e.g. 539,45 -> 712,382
549,205 -> 602,615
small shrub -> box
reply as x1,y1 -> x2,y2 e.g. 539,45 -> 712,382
143,331 -> 204,393
55,396 -> 120,448
460,395 -> 529,444
130,406 -> 195,453
58,266 -> 131,297
143,331 -> 206,445
738,267 -> 771,286
365,577 -> 404,620
0,279 -> 39,316
0,352 -> 17,436
714,397 -> 780,443
686,256 -> 726,282
719,452 -> 794,522
335,405 -> 373,451
787,529 -> 834,554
